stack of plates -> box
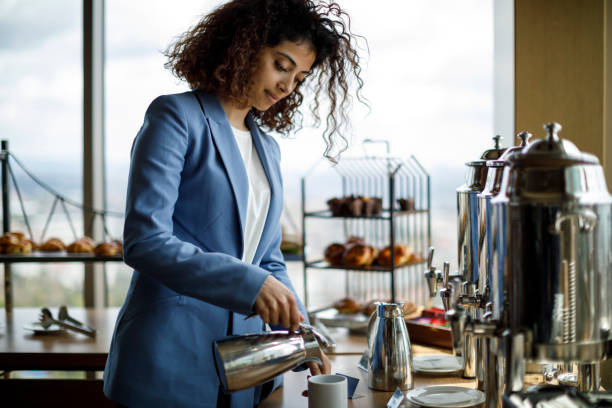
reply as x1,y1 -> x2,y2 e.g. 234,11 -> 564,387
405,386 -> 485,408
412,355 -> 463,375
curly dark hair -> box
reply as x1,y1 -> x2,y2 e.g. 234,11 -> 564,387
164,0 -> 366,161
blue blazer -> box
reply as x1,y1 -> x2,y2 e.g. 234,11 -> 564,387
103,90 -> 306,408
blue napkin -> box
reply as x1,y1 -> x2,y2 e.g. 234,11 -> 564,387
336,373 -> 361,399
387,387 -> 405,408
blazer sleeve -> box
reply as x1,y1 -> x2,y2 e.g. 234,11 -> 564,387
123,94 -> 269,315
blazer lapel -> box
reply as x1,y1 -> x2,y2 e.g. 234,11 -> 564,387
195,91 -> 248,256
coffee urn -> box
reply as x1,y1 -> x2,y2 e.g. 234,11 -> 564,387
495,122 -> 611,393
456,135 -> 506,380
447,122 -> 612,408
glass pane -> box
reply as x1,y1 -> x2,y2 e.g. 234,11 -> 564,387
0,0 -> 83,307
278,0 -> 494,307
105,0 -> 218,305
105,0 -> 494,308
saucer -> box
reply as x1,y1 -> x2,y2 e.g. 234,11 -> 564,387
406,386 -> 485,408
23,322 -> 63,334
412,355 -> 463,375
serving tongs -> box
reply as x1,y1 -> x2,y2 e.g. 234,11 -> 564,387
39,307 -> 97,338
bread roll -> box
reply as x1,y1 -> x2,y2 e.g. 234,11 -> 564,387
23,239 -> 39,251
67,238 -> 95,253
361,299 -> 418,317
5,240 -> 32,254
324,243 -> 345,266
345,236 -> 365,245
333,297 -> 361,314
343,243 -> 376,267
0,233 -> 20,246
39,238 -> 66,252
376,244 -> 411,267
111,239 -> 123,253
94,242 -> 120,257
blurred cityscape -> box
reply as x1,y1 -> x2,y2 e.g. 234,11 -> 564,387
0,156 -> 461,309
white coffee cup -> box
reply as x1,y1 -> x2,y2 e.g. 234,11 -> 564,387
308,374 -> 348,408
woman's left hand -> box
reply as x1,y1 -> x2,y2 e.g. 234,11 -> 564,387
301,351 -> 332,397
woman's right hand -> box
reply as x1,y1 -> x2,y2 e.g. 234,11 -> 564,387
254,275 -> 303,330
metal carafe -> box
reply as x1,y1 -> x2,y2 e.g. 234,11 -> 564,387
455,135 -> 506,380
213,324 -> 329,392
492,122 -> 612,393
474,131 -> 530,407
458,135 -> 506,283
367,302 -> 413,391
477,131 -> 531,320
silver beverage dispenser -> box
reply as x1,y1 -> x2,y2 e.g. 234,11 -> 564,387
495,122 -> 611,393
476,131 -> 531,395
477,132 -> 531,321
447,122 -> 612,408
455,135 -> 506,380
425,135 -> 505,381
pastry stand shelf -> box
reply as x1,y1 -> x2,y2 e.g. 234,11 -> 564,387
304,259 -> 427,272
0,252 -> 123,263
300,150 -> 431,309
0,140 -> 125,312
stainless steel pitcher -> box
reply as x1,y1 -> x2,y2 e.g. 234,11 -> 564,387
213,323 -> 328,392
367,302 -> 413,391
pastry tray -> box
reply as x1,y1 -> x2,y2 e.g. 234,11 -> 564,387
0,251 -> 123,262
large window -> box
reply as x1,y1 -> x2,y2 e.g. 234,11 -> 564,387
105,0 -> 494,307
105,0 -> 216,305
0,0 -> 84,307
0,0 -> 493,308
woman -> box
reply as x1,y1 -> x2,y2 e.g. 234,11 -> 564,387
103,0 -> 364,407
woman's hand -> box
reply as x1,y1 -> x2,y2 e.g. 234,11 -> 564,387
307,351 -> 331,376
301,352 -> 332,397
254,275 -> 304,330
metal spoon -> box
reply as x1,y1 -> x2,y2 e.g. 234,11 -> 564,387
39,308 -> 96,338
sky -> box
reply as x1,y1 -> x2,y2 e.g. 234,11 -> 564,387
0,0 -> 495,273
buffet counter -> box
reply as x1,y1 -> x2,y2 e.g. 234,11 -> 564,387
259,327 -> 477,408
0,308 -> 479,407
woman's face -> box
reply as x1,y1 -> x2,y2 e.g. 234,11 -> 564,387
248,40 -> 316,111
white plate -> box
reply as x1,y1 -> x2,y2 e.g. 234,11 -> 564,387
23,322 -> 63,334
412,355 -> 463,375
314,308 -> 369,330
406,386 -> 485,408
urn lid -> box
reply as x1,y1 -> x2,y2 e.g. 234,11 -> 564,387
509,122 -> 599,167
466,135 -> 506,167
486,131 -> 532,168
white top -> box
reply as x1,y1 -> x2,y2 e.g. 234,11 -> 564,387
231,126 -> 271,264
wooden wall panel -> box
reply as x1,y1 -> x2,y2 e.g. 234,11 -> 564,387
515,0 -> 605,160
